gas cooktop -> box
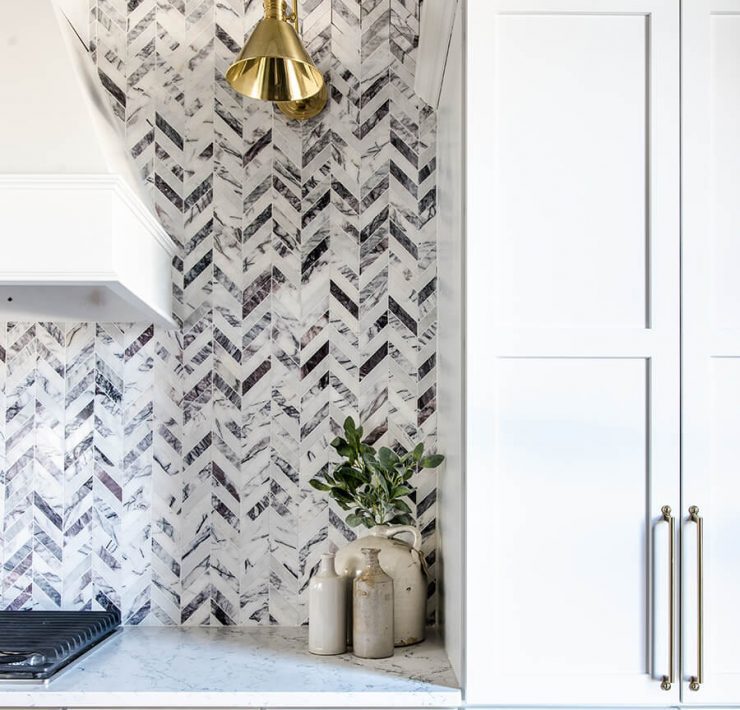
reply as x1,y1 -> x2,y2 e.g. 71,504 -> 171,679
0,610 -> 120,682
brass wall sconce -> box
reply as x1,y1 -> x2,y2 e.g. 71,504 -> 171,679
225,0 -> 327,120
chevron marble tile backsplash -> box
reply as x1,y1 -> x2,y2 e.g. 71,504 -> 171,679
0,0 -> 437,625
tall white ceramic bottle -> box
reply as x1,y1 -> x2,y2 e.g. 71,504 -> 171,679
308,553 -> 347,655
352,547 -> 394,659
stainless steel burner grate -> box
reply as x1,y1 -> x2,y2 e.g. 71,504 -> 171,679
0,610 -> 120,680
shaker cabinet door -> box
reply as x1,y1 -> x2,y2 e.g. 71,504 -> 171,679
681,0 -> 740,703
465,0 -> 680,704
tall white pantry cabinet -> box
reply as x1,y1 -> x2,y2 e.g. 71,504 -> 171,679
427,0 -> 740,706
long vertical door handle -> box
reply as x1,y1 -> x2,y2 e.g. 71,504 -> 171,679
660,505 -> 675,691
689,506 -> 704,691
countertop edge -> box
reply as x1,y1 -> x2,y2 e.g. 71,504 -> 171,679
0,689 -> 463,708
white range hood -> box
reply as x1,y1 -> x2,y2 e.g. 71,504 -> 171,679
0,0 -> 176,327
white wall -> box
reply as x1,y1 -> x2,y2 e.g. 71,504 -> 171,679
436,0 -> 465,686
53,0 -> 88,46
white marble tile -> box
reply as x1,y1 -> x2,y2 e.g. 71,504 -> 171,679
0,626 -> 460,707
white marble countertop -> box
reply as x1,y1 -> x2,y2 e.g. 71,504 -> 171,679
0,626 -> 461,708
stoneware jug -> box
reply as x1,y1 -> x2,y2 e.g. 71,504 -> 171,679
352,548 -> 394,659
336,524 -> 426,646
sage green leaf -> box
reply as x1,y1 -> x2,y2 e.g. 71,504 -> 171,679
394,499 -> 412,514
343,417 -> 360,446
339,464 -> 367,482
377,473 -> 391,497
361,452 -> 380,473
393,513 -> 415,525
378,446 -> 399,469
337,446 -> 355,460
331,437 -> 355,459
392,486 -> 413,498
331,487 -> 353,502
420,454 -> 445,468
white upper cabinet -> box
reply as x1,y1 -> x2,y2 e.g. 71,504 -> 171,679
682,0 -> 740,703
464,0 -> 680,704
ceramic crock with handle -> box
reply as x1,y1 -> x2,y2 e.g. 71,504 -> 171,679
335,524 -> 426,646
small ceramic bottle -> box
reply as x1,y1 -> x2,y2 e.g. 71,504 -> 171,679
308,553 -> 347,655
352,547 -> 394,659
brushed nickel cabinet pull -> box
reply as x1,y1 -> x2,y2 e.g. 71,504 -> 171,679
660,505 -> 675,691
689,505 -> 704,692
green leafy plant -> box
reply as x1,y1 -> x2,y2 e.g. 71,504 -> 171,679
309,416 -> 444,529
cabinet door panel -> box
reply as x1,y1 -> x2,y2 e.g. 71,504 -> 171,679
466,0 -> 680,704
492,13 -> 648,329
494,358 -> 648,676
682,0 -> 740,703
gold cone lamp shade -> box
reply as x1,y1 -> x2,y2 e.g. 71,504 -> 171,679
226,0 -> 327,120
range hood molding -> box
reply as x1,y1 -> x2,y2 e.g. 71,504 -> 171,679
0,0 -> 176,327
